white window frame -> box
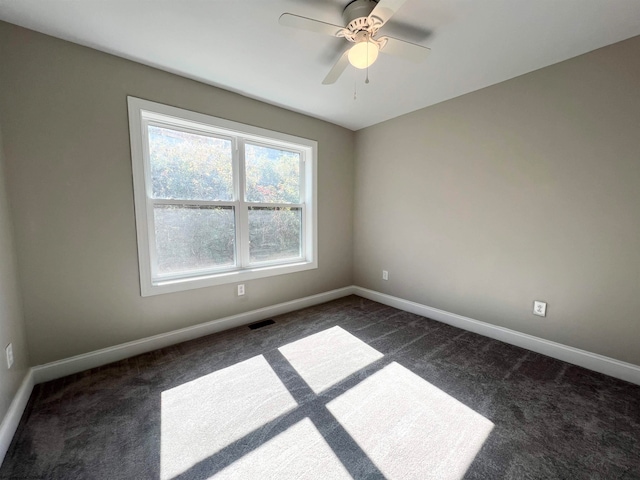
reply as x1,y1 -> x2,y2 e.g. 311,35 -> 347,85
127,97 -> 317,296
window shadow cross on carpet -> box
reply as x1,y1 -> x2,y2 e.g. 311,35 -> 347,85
171,348 -> 391,480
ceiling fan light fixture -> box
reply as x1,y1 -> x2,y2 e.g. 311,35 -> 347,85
348,40 -> 379,69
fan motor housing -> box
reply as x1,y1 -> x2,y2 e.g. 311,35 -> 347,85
343,0 -> 377,27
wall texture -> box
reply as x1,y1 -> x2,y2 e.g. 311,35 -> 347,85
354,35 -> 640,365
0,21 -> 355,365
0,127 -> 29,420
1,18 -> 638,373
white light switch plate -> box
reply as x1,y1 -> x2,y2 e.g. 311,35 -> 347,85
533,301 -> 547,317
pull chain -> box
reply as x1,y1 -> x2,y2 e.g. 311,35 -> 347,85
365,40 -> 370,84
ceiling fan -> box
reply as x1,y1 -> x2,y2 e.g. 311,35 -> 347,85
279,0 -> 431,85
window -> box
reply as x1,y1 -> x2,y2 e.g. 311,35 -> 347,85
127,97 -> 317,296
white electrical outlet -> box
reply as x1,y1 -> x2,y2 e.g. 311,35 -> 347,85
5,343 -> 13,369
533,301 -> 547,317
238,284 -> 245,296
382,270 -> 389,281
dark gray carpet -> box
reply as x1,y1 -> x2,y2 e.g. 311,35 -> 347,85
1,295 -> 639,479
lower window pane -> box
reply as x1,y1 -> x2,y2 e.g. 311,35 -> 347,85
249,207 -> 301,263
154,205 -> 235,276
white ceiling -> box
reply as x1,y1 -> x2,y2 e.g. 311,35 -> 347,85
1,0 -> 639,130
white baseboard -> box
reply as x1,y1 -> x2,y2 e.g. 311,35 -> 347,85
32,286 -> 355,384
26,283 -> 640,387
0,370 -> 34,466
353,286 -> 640,386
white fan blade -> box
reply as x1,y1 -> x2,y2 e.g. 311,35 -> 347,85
279,13 -> 345,37
322,50 -> 350,85
379,36 -> 431,63
368,0 -> 408,28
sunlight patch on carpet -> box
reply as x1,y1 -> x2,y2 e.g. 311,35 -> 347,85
211,418 -> 353,479
327,362 -> 494,480
160,355 -> 298,479
278,326 -> 383,393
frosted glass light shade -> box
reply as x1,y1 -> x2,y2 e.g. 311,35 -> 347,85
348,41 -> 379,69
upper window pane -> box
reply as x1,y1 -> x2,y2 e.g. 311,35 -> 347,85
245,144 -> 300,204
148,125 -> 233,201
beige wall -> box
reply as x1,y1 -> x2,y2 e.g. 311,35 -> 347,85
354,35 -> 640,365
0,21 -> 355,365
1,18 -> 638,373
0,127 -> 29,420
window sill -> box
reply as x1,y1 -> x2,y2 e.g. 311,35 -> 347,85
141,260 -> 318,297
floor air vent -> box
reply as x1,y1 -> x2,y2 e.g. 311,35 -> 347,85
248,319 -> 275,330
